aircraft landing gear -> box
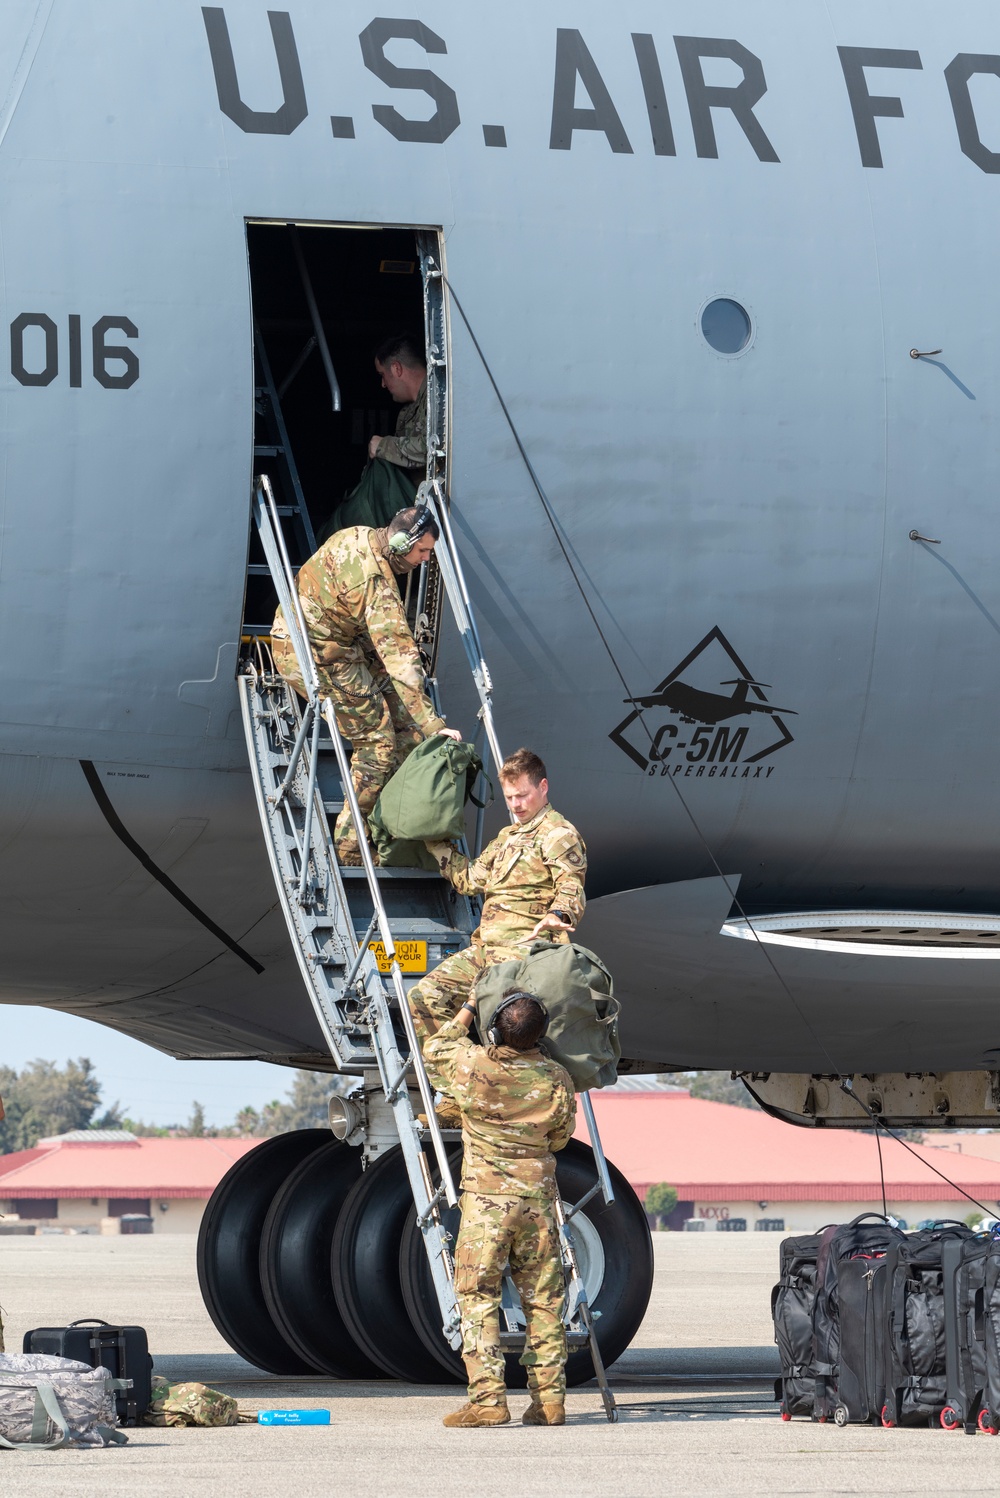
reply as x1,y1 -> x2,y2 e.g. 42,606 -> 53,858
196,1130 -> 332,1374
198,1131 -> 654,1386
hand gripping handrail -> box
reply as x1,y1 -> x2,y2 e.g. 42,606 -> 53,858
252,476 -> 458,1209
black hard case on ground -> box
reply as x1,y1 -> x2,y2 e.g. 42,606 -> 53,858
22,1318 -> 152,1425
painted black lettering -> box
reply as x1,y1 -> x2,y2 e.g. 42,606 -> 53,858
686,726 -> 713,762
11,313 -> 57,387
674,37 -> 778,162
709,725 -> 748,763
202,8 -> 307,136
945,55 -> 1000,174
68,314 -> 82,388
359,18 -> 460,143
837,46 -> 922,168
632,34 -> 676,156
649,723 -> 677,760
93,317 -> 139,390
549,29 -> 633,154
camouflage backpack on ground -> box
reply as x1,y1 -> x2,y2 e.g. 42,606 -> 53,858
143,1375 -> 239,1427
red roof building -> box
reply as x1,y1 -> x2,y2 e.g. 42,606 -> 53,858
0,1132 -> 259,1233
579,1090 -> 1000,1232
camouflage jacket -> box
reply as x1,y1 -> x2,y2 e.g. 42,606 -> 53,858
427,804 -> 585,946
424,1013 -> 576,1198
378,377 -> 427,468
273,526 -> 444,734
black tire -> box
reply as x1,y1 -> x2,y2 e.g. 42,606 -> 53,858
197,1130 -> 330,1374
259,1138 -> 383,1378
331,1145 -> 459,1383
400,1138 -> 654,1388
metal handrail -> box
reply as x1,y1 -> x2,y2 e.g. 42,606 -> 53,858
252,475 -> 458,1206
290,226 -> 342,412
421,479 -> 504,772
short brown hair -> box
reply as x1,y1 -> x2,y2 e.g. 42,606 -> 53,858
388,506 -> 439,541
495,989 -> 547,1050
499,748 -> 546,786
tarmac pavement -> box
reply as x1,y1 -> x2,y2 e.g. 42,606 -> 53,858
1,1232 -> 998,1495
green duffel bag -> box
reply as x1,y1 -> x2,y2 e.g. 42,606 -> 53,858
368,736 -> 491,869
368,820 -> 438,871
315,457 -> 418,547
472,940 -> 621,1092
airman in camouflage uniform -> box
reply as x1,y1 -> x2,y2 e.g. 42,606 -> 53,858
143,1375 -> 239,1427
424,992 -> 576,1427
408,749 -> 586,1085
369,332 -> 427,471
272,512 -> 459,864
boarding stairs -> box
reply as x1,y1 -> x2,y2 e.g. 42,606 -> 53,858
239,252 -> 617,1414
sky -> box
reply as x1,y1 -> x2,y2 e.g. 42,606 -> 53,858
3,1006 -> 301,1129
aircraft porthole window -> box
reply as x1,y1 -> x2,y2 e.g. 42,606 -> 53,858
700,298 -> 753,356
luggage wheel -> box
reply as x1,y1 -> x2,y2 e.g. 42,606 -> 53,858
940,1406 -> 961,1431
833,1404 -> 849,1427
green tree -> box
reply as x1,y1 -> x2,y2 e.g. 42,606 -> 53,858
685,1072 -> 760,1109
645,1183 -> 679,1230
182,1101 -> 209,1138
229,1071 -> 352,1138
0,1058 -> 104,1152
118,1116 -> 171,1138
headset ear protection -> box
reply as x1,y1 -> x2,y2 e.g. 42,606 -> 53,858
387,505 -> 433,555
486,990 -> 549,1047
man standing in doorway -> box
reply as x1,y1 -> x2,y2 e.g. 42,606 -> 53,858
369,333 -> 427,473
408,748 -> 586,1095
271,506 -> 460,865
425,987 -> 576,1427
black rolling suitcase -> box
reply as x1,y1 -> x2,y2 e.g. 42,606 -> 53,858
940,1234 -> 990,1432
976,1236 -> 1000,1436
772,1228 -> 834,1419
880,1222 -> 978,1429
812,1213 -> 907,1425
22,1319 -> 152,1425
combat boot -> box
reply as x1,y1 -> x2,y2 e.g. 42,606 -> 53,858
522,1401 -> 565,1426
442,1402 -> 510,1428
417,1098 -> 463,1130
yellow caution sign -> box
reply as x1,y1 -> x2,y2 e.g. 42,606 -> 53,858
368,940 -> 427,974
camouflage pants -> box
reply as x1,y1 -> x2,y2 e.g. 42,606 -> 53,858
272,635 -> 423,862
408,941 -> 523,1092
455,1192 -> 567,1407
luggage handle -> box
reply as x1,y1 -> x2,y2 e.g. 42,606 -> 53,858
68,1319 -> 113,1328
0,1380 -> 70,1451
468,776 -> 494,810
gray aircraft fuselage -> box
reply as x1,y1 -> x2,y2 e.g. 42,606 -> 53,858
2,0 -> 999,1080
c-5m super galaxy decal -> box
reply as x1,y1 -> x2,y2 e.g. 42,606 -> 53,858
609,627 -> 796,778
203,10 -> 1000,176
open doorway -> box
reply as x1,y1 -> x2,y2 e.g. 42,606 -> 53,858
242,222 -> 439,635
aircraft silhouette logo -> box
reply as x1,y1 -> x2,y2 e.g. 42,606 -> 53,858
609,627 -> 796,775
